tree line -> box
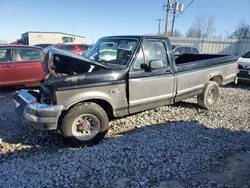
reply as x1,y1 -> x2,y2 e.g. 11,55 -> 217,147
166,16 -> 250,39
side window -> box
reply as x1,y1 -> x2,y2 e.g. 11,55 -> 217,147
58,45 -> 77,51
173,47 -> 183,54
0,49 -> 13,63
78,45 -> 88,51
57,46 -> 66,50
64,45 -> 77,51
62,37 -> 74,43
192,48 -> 200,54
17,49 -> 42,61
183,47 -> 192,54
133,48 -> 145,69
143,41 -> 167,65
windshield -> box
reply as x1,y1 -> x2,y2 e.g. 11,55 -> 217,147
86,38 -> 138,66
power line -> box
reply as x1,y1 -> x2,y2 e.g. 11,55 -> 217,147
176,0 -> 195,18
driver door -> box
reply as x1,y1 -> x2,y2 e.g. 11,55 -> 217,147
128,39 -> 175,114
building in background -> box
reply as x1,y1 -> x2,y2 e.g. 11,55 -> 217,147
20,31 -> 86,45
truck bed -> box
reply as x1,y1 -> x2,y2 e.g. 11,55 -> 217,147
175,54 -> 238,73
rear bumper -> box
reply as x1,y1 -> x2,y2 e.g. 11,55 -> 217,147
13,89 -> 63,130
237,69 -> 250,80
236,69 -> 250,82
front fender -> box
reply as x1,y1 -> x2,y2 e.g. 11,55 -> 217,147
65,91 -> 115,111
55,83 -> 127,115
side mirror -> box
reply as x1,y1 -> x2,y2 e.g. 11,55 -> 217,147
149,60 -> 164,69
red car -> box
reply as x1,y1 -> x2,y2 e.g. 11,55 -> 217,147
45,43 -> 93,55
0,45 -> 46,87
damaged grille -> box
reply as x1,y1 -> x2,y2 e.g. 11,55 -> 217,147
39,84 -> 53,104
40,91 -> 52,104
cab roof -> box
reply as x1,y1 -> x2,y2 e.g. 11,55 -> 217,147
101,35 -> 170,40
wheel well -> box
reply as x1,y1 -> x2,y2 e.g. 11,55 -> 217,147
209,75 -> 223,85
58,99 -> 114,129
66,99 -> 114,118
85,99 -> 114,118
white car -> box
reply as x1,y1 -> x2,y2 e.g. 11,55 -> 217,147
236,50 -> 250,83
172,45 -> 201,55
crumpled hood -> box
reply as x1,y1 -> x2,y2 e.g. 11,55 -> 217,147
42,48 -> 110,76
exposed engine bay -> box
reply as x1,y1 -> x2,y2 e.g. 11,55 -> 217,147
42,48 -> 110,78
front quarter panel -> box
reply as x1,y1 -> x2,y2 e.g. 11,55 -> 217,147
54,69 -> 129,117
56,83 -> 127,117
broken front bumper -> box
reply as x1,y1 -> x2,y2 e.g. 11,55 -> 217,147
13,89 -> 63,130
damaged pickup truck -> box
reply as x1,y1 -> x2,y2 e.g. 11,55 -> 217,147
14,35 -> 238,146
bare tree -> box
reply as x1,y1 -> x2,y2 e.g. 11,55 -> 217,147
186,16 -> 215,38
167,29 -> 183,37
146,29 -> 183,37
186,27 -> 197,38
230,19 -> 250,39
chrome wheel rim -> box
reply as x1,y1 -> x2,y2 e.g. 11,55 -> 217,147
207,87 -> 216,105
72,114 -> 100,141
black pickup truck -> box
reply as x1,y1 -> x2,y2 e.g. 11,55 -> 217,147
14,35 -> 238,146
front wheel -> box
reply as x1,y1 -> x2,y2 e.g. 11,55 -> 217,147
61,102 -> 109,146
197,81 -> 220,110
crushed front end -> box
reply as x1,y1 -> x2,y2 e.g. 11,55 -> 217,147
13,86 -> 63,130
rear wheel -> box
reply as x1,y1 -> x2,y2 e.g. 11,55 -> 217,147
197,81 -> 220,110
61,102 -> 109,146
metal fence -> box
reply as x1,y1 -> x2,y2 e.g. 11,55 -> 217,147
169,37 -> 250,56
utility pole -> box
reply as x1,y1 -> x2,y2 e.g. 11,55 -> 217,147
171,0 -> 178,36
163,0 -> 171,37
163,1 -> 184,37
156,18 -> 164,36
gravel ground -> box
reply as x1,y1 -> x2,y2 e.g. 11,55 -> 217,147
0,83 -> 250,188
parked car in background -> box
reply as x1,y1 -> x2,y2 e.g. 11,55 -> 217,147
44,43 -> 93,55
34,43 -> 54,48
10,42 -> 22,45
235,50 -> 250,83
0,45 -> 46,87
172,45 -> 201,55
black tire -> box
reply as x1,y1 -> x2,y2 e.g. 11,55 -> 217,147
197,81 -> 220,110
61,102 -> 109,146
